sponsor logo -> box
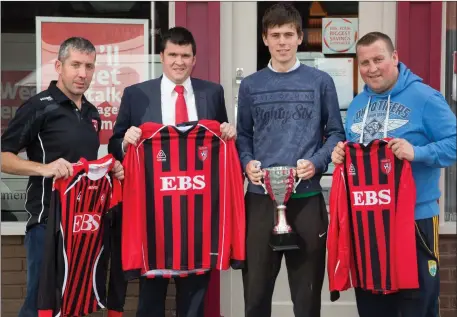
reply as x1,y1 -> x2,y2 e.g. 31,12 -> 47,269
352,190 -> 391,206
73,213 -> 101,233
160,175 -> 205,191
349,163 -> 356,176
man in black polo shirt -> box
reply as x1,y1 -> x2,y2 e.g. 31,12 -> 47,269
1,37 -> 124,317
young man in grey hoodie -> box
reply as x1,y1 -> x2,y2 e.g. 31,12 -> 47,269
235,4 -> 345,317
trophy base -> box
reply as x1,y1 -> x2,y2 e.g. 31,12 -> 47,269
269,232 -> 300,251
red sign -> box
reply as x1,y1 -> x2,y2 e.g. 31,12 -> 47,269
38,18 -> 148,145
1,71 -> 35,135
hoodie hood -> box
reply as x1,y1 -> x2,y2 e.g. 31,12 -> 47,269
363,62 -> 423,97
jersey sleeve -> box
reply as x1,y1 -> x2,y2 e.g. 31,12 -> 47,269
327,164 -> 352,294
37,181 -> 64,317
121,143 -> 147,279
227,140 -> 246,269
395,160 -> 419,289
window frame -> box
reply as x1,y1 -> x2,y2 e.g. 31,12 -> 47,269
439,2 -> 456,235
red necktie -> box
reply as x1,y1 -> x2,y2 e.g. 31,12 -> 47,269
174,85 -> 188,124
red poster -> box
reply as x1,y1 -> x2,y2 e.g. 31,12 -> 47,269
37,17 -> 149,145
1,71 -> 35,135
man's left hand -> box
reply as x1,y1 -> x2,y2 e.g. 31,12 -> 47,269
388,138 -> 414,161
220,122 -> 236,140
297,159 -> 316,180
112,160 -> 124,180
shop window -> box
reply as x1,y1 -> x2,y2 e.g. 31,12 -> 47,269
1,1 -> 168,224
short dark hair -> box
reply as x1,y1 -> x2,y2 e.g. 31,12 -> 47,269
262,3 -> 303,37
356,32 -> 395,53
58,37 -> 96,62
160,26 -> 196,56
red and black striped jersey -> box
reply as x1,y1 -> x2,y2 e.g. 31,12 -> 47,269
122,120 -> 245,279
37,154 -> 122,317
328,139 -> 419,294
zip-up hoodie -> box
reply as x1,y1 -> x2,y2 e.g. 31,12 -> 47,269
345,62 -> 457,220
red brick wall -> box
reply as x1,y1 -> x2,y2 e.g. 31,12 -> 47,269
439,235 -> 457,317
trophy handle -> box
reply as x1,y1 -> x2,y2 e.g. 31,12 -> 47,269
260,174 -> 268,194
294,159 -> 306,193
293,177 -> 302,193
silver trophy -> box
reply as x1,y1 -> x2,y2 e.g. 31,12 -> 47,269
260,165 -> 302,251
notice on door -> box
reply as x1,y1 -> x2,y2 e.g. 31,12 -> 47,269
315,58 -> 354,109
322,18 -> 358,54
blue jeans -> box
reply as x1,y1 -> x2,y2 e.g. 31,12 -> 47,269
18,224 -> 46,317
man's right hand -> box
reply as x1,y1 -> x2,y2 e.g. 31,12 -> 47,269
245,160 -> 263,185
331,141 -> 346,165
122,126 -> 142,152
39,158 -> 74,180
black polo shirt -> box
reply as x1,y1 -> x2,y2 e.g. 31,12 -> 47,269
1,81 -> 101,231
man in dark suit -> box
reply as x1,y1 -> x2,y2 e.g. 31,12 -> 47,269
108,27 -> 235,317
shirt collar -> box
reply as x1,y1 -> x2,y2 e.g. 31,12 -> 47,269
47,80 -> 89,105
161,73 -> 193,95
268,58 -> 301,73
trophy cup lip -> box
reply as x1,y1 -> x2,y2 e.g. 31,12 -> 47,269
263,166 -> 295,171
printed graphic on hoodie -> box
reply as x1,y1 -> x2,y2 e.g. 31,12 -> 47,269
349,100 -> 411,143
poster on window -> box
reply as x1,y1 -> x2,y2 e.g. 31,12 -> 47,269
36,17 -> 149,157
1,71 -> 36,136
322,18 -> 358,54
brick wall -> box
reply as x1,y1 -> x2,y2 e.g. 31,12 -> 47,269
1,235 -> 177,317
439,235 -> 457,317
2,234 -> 457,316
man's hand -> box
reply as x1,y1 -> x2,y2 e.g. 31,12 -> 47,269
296,159 -> 316,180
220,122 -> 236,141
122,126 -> 142,152
39,158 -> 74,180
112,160 -> 124,180
245,160 -> 263,185
388,138 -> 415,161
331,141 -> 346,165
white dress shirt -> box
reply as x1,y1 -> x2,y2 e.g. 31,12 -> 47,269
267,57 -> 301,73
121,74 -> 198,154
161,73 -> 198,125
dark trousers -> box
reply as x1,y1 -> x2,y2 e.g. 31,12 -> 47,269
356,215 -> 440,317
136,273 -> 211,317
19,224 -> 47,317
242,192 -> 328,317
106,207 -> 211,317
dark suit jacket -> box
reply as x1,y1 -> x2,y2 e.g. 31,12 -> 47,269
108,76 -> 228,161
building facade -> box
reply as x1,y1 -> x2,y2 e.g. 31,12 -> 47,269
1,2 -> 456,317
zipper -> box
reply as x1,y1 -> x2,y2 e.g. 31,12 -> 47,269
415,222 -> 437,261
